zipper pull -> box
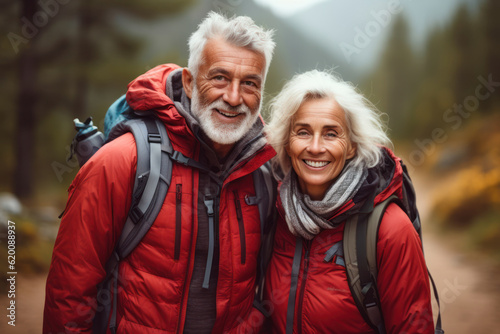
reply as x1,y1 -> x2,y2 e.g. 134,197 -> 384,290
202,196 -> 215,289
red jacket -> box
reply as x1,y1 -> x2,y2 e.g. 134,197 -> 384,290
264,149 -> 434,333
44,64 -> 275,333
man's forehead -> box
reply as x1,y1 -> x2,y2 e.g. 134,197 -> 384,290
201,38 -> 266,76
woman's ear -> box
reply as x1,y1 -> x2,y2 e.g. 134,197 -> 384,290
182,68 -> 194,99
347,142 -> 357,160
285,141 -> 291,156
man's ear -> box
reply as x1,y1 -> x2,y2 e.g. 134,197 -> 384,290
182,68 -> 194,99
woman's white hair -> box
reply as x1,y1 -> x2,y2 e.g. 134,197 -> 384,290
265,70 -> 392,178
187,12 -> 275,80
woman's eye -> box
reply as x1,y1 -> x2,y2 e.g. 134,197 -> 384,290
296,130 -> 309,137
325,132 -> 338,138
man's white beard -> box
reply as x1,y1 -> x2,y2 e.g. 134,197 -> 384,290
191,86 -> 260,145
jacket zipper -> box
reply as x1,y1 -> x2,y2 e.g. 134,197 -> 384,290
233,190 -> 246,264
297,242 -> 310,333
174,184 -> 182,260
176,173 -> 196,334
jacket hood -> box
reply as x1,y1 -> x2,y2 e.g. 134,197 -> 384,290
125,64 -> 275,178
329,146 -> 404,223
126,64 -> 187,132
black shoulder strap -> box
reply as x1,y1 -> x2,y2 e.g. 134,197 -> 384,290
250,161 -> 278,310
400,161 -> 422,237
92,117 -> 173,334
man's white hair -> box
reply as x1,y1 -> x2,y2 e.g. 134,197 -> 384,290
265,70 -> 392,178
187,11 -> 275,80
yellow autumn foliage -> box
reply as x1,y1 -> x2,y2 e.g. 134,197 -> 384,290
433,164 -> 500,227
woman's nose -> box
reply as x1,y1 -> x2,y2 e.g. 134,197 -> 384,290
306,135 -> 326,154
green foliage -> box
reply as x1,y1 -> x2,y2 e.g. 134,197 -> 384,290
429,112 -> 500,259
2,0 -> 195,200
0,216 -> 55,285
469,209 -> 500,258
362,1 -> 500,142
362,14 -> 418,139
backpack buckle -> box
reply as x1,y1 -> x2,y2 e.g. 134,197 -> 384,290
148,133 -> 161,143
172,151 -> 190,166
245,195 -> 259,206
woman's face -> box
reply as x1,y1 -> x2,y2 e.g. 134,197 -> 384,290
286,98 -> 356,200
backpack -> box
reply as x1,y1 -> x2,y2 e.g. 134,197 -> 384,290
342,162 -> 444,334
285,161 -> 443,334
69,95 -> 277,334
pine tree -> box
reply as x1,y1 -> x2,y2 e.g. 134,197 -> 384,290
6,0 -> 194,200
479,0 -> 500,110
364,14 -> 418,139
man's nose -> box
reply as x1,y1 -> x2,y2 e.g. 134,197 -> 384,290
223,82 -> 243,107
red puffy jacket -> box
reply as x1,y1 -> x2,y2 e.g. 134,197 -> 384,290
264,149 -> 434,333
43,64 -> 275,333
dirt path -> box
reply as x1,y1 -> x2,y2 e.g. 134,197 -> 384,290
0,273 -> 47,333
414,173 -> 500,333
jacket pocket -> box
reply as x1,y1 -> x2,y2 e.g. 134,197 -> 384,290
233,190 -> 246,265
174,184 -> 182,260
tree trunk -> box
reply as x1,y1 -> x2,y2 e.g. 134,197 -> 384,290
13,0 -> 37,200
73,0 -> 92,120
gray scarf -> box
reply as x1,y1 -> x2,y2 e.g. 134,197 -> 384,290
280,161 -> 367,240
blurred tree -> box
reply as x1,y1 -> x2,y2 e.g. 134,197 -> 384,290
5,0 -> 194,201
449,4 -> 480,104
479,0 -> 500,110
0,2 -> 21,190
72,0 -> 195,120
363,14 -> 418,139
13,0 -> 39,200
409,26 -> 454,137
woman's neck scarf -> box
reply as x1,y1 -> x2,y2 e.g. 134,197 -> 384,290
280,161 -> 368,240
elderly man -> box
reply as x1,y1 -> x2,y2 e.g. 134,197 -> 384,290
43,12 -> 275,333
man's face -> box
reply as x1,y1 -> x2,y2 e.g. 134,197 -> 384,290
184,38 -> 266,155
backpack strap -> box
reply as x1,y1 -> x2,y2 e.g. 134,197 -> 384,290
400,161 -> 444,333
249,161 -> 278,311
344,195 -> 398,334
92,117 -> 173,334
344,193 -> 445,334
400,161 -> 422,236
286,237 -> 303,334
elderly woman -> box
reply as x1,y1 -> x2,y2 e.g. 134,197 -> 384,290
263,70 -> 434,333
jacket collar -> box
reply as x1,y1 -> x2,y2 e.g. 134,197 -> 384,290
126,64 -> 275,180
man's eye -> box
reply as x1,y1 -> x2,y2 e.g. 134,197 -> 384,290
243,80 -> 257,87
214,75 -> 225,81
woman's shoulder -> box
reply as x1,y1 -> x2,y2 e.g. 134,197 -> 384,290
377,202 -> 422,251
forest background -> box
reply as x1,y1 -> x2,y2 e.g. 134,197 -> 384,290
0,0 -> 499,332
